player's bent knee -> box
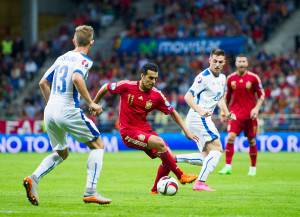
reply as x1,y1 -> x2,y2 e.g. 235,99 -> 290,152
148,136 -> 167,152
160,144 -> 167,152
228,134 -> 236,144
90,144 -> 104,150
248,138 -> 256,146
227,138 -> 235,144
206,140 -> 222,152
156,140 -> 166,152
209,145 -> 222,152
87,137 -> 104,150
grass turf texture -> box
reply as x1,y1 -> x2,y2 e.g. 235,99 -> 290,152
0,152 -> 299,217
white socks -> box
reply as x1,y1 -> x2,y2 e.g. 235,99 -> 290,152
198,150 -> 222,182
176,151 -> 222,181
31,148 -> 105,195
225,164 -> 232,169
176,153 -> 204,166
85,149 -> 104,193
32,152 -> 63,182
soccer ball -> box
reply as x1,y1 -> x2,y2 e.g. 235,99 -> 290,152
157,176 -> 179,196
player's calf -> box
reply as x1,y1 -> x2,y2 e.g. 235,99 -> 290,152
175,153 -> 204,166
148,136 -> 167,153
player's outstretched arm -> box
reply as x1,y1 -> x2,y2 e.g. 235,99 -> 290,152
218,96 -> 235,120
184,91 -> 211,117
72,72 -> 93,105
93,84 -> 109,104
170,110 -> 199,142
251,76 -> 265,119
72,72 -> 102,115
250,95 -> 264,119
39,78 -> 51,103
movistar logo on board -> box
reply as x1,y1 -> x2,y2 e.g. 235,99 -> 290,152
138,40 -> 157,54
158,40 -> 221,54
119,37 -> 246,54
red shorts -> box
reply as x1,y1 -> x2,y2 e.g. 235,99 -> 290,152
228,118 -> 257,139
120,128 -> 160,159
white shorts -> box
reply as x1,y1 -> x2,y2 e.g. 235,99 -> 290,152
186,113 -> 220,152
44,103 -> 100,151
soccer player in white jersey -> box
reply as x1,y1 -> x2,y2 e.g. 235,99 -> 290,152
23,25 -> 112,205
176,49 -> 235,191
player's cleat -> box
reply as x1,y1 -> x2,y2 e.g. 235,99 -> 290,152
150,190 -> 159,195
248,166 -> 256,176
179,173 -> 197,184
23,176 -> 39,206
83,193 -> 112,205
218,165 -> 232,175
193,180 -> 215,192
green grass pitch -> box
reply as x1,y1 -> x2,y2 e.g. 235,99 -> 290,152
0,152 -> 299,217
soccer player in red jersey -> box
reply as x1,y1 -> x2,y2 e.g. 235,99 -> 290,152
93,63 -> 199,193
218,54 -> 265,176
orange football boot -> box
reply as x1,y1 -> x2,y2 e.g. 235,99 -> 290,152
23,176 -> 39,206
83,193 -> 112,205
150,191 -> 159,195
179,173 -> 197,184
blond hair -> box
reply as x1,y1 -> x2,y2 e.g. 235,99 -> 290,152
74,25 -> 94,47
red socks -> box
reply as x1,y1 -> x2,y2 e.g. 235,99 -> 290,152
225,142 -> 257,167
249,145 -> 257,167
151,163 -> 170,192
225,143 -> 234,164
159,150 -> 183,180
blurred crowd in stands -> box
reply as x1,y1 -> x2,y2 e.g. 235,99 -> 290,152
0,33 -> 50,120
0,0 -> 299,131
86,49 -> 300,131
51,0 -> 136,56
0,0 -> 137,121
121,0 -> 299,50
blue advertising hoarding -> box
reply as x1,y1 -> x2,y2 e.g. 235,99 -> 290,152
0,132 -> 299,153
118,37 -> 246,55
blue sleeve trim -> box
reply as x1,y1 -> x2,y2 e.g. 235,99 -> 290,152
73,69 -> 84,77
72,85 -> 80,108
80,53 -> 93,61
189,89 -> 195,96
202,69 -> 210,76
196,89 -> 205,104
46,70 -> 55,83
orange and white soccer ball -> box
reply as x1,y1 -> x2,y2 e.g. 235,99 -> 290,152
157,176 -> 179,196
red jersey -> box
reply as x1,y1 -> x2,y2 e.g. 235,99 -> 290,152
226,71 -> 264,119
107,80 -> 174,131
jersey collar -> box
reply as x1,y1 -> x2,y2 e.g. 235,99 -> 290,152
208,68 -> 220,77
236,70 -> 248,77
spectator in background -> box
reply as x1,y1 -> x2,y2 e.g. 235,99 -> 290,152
24,57 -> 38,80
1,35 -> 13,56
